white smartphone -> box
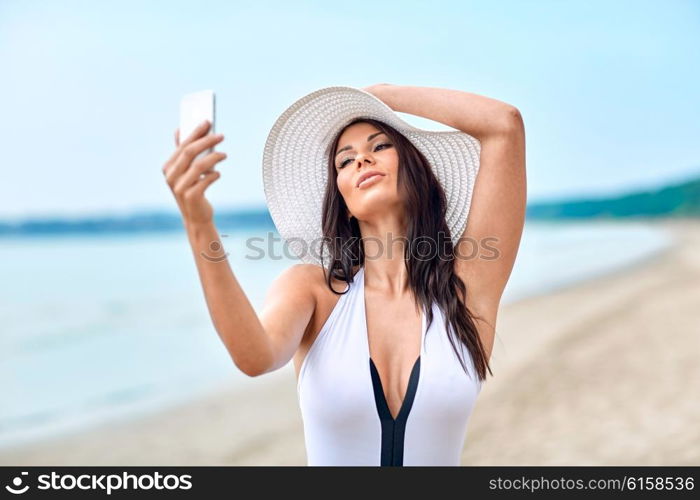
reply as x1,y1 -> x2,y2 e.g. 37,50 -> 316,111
179,90 -> 216,164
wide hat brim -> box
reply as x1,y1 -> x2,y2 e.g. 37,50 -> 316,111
262,86 -> 481,267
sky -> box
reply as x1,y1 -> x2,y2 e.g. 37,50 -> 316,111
0,0 -> 698,219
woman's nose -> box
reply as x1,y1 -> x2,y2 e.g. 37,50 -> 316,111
355,153 -> 373,166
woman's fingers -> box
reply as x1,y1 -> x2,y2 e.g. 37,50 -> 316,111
172,151 -> 227,195
185,169 -> 221,199
162,121 -> 212,176
181,120 -> 211,146
164,133 -> 225,185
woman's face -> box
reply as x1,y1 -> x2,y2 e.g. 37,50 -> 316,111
334,122 -> 401,221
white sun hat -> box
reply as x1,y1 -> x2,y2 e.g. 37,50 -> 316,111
262,85 -> 481,267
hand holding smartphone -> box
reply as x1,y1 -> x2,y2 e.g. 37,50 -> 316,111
162,89 -> 226,227
179,90 -> 216,166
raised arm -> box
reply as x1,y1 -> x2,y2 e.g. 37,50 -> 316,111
363,84 -> 526,310
163,121 -> 316,377
184,224 -> 316,377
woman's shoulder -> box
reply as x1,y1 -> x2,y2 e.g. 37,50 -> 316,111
288,262 -> 358,296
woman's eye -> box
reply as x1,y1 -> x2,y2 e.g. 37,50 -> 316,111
338,143 -> 392,169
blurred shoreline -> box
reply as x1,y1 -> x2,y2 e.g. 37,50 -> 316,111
1,218 -> 698,465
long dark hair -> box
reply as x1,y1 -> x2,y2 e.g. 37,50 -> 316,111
319,117 -> 493,382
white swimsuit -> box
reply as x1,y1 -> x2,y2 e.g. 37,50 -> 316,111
297,265 -> 483,466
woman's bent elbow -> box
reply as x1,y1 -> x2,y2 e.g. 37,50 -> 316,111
234,359 -> 267,377
502,106 -> 524,135
231,351 -> 273,378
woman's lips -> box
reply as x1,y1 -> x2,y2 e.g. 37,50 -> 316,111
357,173 -> 385,189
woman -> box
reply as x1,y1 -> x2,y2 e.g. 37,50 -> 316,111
161,84 -> 526,466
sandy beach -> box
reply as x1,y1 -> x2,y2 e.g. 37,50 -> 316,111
2,218 -> 698,466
